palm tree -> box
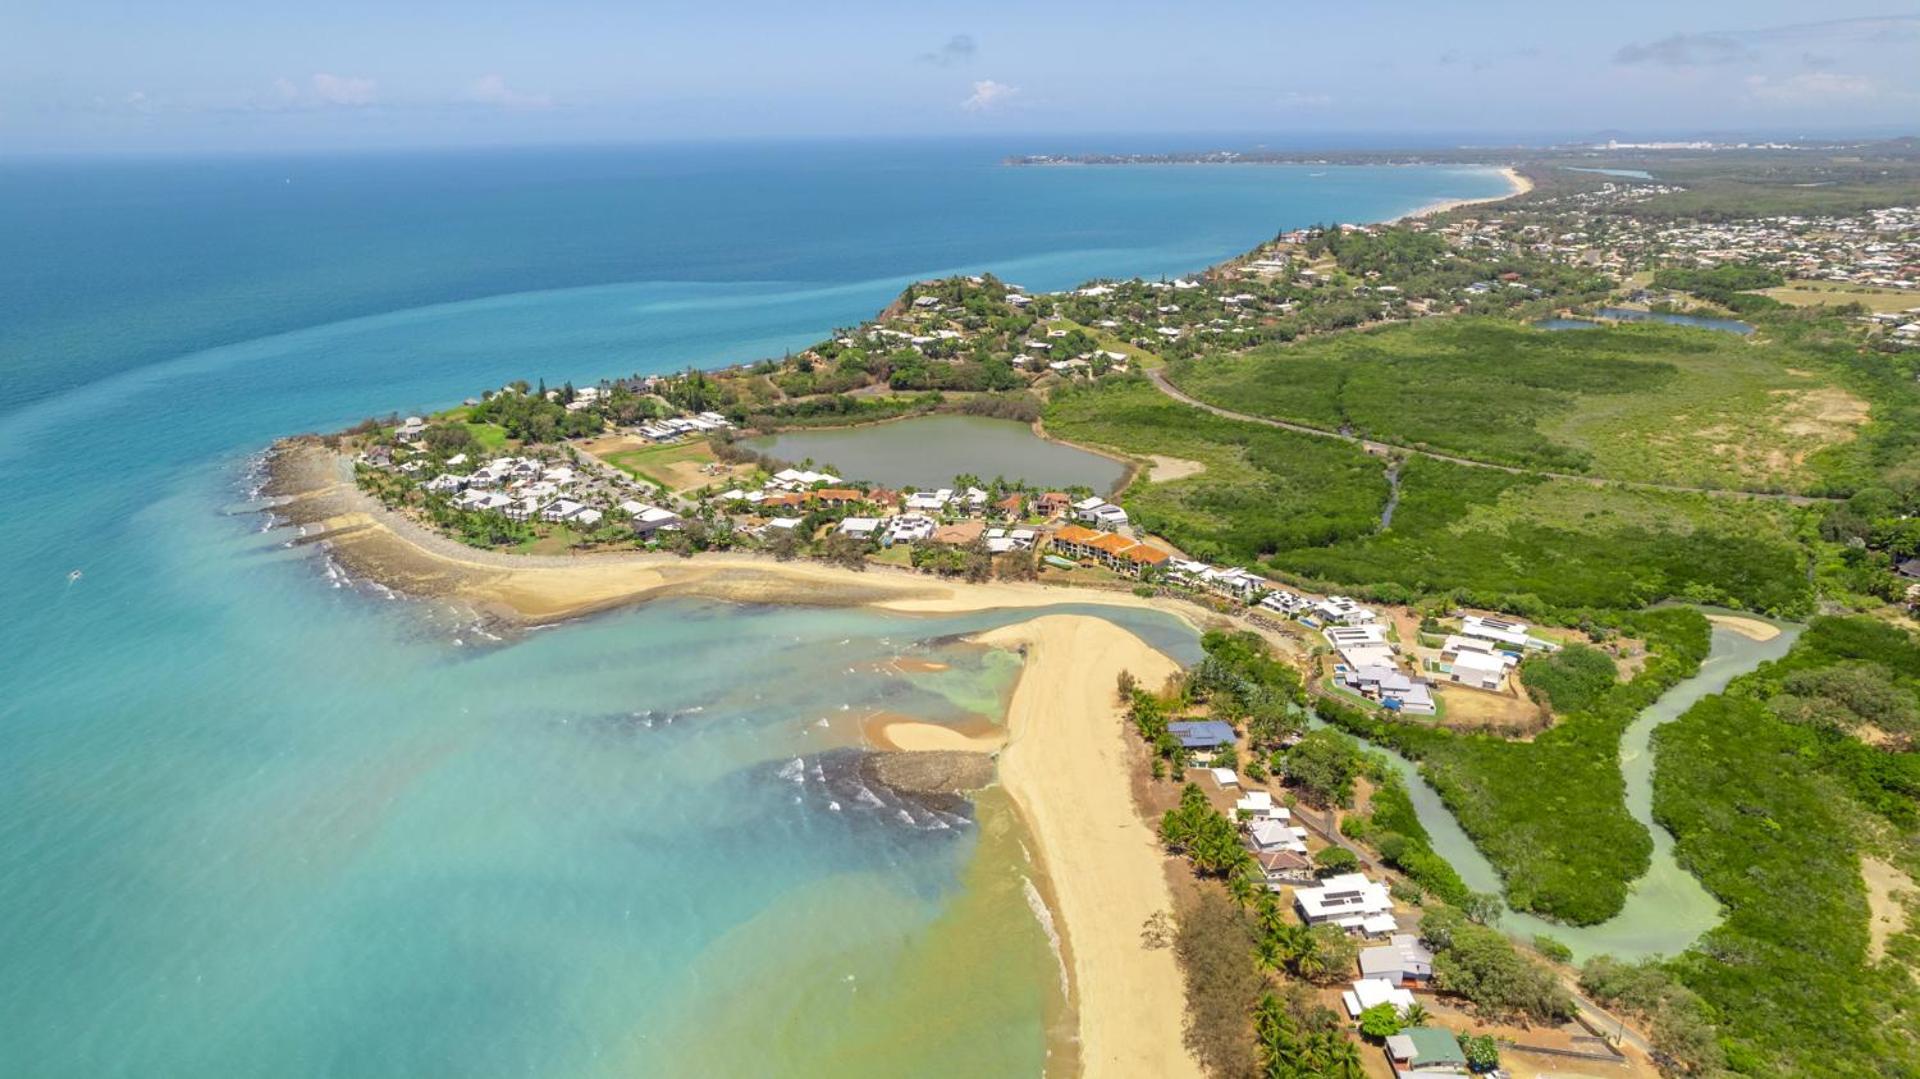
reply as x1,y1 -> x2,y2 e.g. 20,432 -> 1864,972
1293,936 -> 1329,983
1320,1034 -> 1366,1079
1254,933 -> 1288,975
1269,923 -> 1312,973
1402,1002 -> 1431,1027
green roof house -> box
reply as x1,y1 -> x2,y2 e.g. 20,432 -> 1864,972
1384,1026 -> 1469,1076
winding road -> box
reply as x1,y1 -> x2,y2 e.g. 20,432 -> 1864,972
1144,368 -> 1841,507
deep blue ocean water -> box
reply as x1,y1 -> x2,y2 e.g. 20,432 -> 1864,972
0,141 -> 1508,1076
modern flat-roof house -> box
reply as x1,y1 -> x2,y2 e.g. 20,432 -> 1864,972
1167,720 -> 1237,750
1315,596 -> 1378,625
1358,934 -> 1435,985
1460,614 -> 1557,652
1296,873 -> 1394,929
1342,665 -> 1437,715
1445,648 -> 1510,691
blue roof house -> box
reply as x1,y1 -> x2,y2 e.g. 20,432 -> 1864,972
1167,720 -> 1237,749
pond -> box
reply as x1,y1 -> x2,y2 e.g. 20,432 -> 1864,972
1533,308 -> 1754,336
1592,306 -> 1754,335
1317,610 -> 1801,963
743,414 -> 1132,493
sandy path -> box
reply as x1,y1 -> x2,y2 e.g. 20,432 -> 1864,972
1863,856 -> 1914,962
979,615 -> 1199,1079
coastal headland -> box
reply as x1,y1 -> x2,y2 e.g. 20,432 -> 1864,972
265,437 -> 1205,628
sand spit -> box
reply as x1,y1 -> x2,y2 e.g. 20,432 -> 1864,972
981,615 -> 1199,1079
1705,613 -> 1783,642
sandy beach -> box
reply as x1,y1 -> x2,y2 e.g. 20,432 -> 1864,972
980,615 -> 1199,1079
1396,165 -> 1534,221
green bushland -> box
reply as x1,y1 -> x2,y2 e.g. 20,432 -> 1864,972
1650,264 -> 1785,315
1651,616 -> 1920,1077
1043,377 -> 1388,562
1045,376 -> 1815,617
1518,644 -> 1619,715
1271,456 -> 1815,618
1171,316 -> 1885,494
1319,607 -> 1712,924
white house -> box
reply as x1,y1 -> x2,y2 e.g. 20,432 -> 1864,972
1295,873 -> 1394,928
1314,596 -> 1377,625
1461,614 -> 1556,652
1342,977 -> 1417,1019
885,514 -> 936,545
541,498 -> 585,522
1446,648 -> 1511,691
838,517 -> 881,539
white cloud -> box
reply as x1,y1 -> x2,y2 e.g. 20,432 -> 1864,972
1745,71 -> 1875,103
462,74 -> 552,110
308,73 -> 378,107
1275,90 -> 1332,109
960,79 -> 1018,112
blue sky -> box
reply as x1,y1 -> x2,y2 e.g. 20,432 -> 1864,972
4,2 -> 1918,153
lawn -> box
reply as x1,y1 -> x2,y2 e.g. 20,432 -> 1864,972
1171,317 -> 1873,494
1760,280 -> 1920,313
590,438 -> 727,492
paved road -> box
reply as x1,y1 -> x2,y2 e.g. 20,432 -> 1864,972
1145,368 -> 1841,507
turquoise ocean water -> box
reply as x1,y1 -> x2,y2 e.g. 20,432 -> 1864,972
0,141 -> 1509,1075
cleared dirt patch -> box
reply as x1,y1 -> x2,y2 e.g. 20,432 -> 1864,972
1143,454 -> 1205,483
1774,386 -> 1870,440
1863,856 -> 1914,963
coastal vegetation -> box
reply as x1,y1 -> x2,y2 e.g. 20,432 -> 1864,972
1342,771 -> 1473,907
1649,616 -> 1920,1077
1318,607 -> 1712,924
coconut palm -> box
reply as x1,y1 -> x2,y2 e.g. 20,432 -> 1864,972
1402,1001 -> 1431,1027
1321,1033 -> 1367,1079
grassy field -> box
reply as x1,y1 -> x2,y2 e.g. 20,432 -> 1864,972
1171,318 -> 1873,494
1045,378 -> 1817,616
588,438 -> 730,492
1760,280 -> 1920,313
